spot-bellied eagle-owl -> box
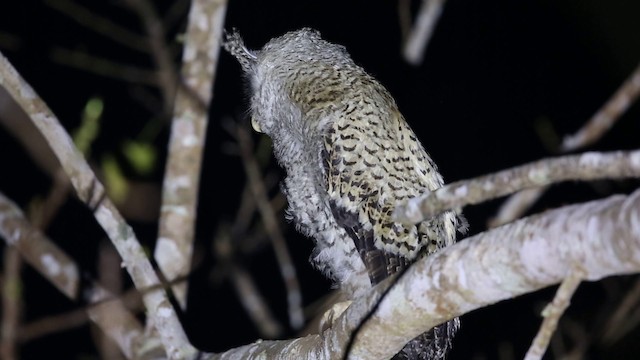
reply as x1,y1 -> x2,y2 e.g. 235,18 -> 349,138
224,28 -> 462,360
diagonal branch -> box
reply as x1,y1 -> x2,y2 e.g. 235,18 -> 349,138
44,0 -> 151,52
492,62 -> 640,226
235,124 -> 304,330
562,61 -> 640,151
0,52 -> 196,359
394,150 -> 640,224
402,0 -> 448,65
0,192 -> 145,358
524,269 -> 584,360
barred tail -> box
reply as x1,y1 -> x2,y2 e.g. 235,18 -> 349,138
393,317 -> 460,360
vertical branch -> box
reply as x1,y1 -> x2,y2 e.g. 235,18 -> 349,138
94,240 -> 126,360
155,0 -> 227,309
0,248 -> 22,360
0,53 -> 196,359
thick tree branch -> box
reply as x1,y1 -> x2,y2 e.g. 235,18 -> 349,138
200,188 -> 640,359
0,52 -> 195,359
155,0 -> 227,309
0,192 -> 79,298
394,150 -> 640,224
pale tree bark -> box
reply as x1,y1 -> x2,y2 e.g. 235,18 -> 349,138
0,2 -> 638,359
394,150 -> 640,224
154,0 -> 227,310
198,187 -> 640,359
0,52 -> 196,359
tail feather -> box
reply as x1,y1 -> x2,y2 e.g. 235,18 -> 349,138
393,318 -> 460,360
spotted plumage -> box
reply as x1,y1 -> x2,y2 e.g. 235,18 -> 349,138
224,28 -> 462,360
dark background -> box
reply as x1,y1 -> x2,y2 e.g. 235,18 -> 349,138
1,0 -> 639,358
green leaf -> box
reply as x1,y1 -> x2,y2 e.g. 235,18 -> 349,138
102,154 -> 128,204
73,97 -> 103,156
122,140 -> 157,175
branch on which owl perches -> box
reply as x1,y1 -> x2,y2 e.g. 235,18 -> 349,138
393,149 -> 640,224
203,187 -> 640,360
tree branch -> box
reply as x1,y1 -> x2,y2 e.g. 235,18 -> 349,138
0,192 -> 146,358
394,150 -> 640,224
524,269 -> 584,360
491,61 -> 640,227
402,0 -> 447,65
154,0 -> 227,309
235,124 -> 304,330
200,188 -> 640,359
562,61 -> 640,151
0,52 -> 196,359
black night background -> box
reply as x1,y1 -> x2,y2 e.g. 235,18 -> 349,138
0,0 -> 639,359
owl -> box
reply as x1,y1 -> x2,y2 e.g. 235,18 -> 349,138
224,28 -> 461,360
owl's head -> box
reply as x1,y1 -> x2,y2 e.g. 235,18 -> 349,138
223,28 -> 352,136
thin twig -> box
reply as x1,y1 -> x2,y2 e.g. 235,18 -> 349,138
18,307 -> 89,344
488,186 -> 546,228
524,269 -> 584,360
230,263 -> 284,338
492,62 -> 640,226
403,0 -> 447,65
559,318 -> 590,360
34,169 -> 71,230
397,0 -> 412,44
124,0 -> 178,114
50,47 -> 161,85
18,284 -> 145,345
154,0 -> 227,310
0,192 -> 147,357
235,124 -> 305,330
44,0 -> 151,52
0,249 -> 21,360
0,52 -> 195,359
562,61 -> 640,151
95,240 -> 126,360
394,150 -> 640,224
602,278 -> 640,343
